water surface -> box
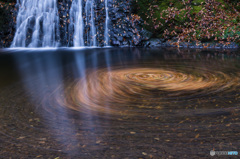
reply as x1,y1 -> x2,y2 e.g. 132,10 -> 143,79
0,48 -> 240,158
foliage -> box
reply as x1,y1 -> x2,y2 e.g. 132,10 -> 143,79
133,0 -> 240,45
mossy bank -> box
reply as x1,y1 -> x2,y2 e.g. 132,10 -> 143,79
131,0 -> 240,48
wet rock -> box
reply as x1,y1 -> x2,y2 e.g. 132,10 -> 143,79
179,42 -> 188,48
147,38 -> 163,47
112,40 -> 120,46
140,29 -> 153,41
117,36 -> 123,42
122,41 -> 129,45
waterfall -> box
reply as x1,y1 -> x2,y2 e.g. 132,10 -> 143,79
11,0 -> 60,48
11,0 -> 111,48
104,0 -> 110,46
70,0 -> 97,47
69,0 -> 84,47
85,0 -> 97,46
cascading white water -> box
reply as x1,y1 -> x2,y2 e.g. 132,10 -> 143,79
70,0 -> 97,47
85,0 -> 90,45
104,0 -> 110,46
11,0 -> 60,48
70,0 -> 84,47
12,0 -> 111,48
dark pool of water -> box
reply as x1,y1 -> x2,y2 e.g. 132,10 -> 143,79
0,48 -> 240,158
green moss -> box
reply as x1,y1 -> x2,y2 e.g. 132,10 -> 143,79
158,1 -> 169,10
224,26 -> 240,39
216,0 -> 224,4
132,0 -> 239,42
190,6 -> 203,14
191,0 -> 205,5
175,10 -> 188,23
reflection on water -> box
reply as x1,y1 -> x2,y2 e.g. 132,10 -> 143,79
0,48 -> 240,158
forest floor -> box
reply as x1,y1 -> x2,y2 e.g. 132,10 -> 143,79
133,0 -> 240,48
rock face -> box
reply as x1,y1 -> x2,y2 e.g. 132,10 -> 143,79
0,3 -> 17,48
7,0 -> 150,47
57,0 -> 148,47
141,39 -> 239,49
57,0 -> 72,46
108,0 -> 143,47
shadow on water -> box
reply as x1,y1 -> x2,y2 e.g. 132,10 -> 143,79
0,48 -> 240,158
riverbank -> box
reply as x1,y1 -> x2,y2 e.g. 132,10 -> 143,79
140,38 -> 239,49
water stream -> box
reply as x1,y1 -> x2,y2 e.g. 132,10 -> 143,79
12,0 -> 110,48
104,0 -> 110,46
69,0 -> 84,47
11,0 -> 60,47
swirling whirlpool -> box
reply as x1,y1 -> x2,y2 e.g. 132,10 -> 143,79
1,51 -> 240,158
48,66 -> 240,117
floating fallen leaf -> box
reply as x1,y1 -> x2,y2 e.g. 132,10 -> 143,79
195,134 -> 200,138
96,140 -> 101,144
179,120 -> 184,124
